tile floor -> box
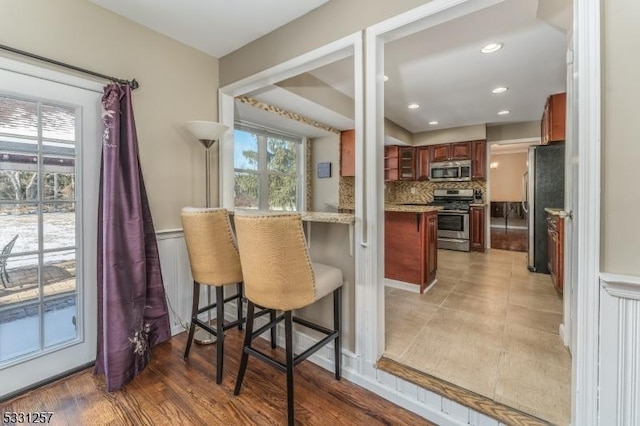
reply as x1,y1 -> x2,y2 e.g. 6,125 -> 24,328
384,249 -> 571,425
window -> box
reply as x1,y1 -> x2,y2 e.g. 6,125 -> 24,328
0,94 -> 79,363
233,124 -> 303,211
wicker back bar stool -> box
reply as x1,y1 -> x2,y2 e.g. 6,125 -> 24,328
232,212 -> 343,426
180,207 -> 246,384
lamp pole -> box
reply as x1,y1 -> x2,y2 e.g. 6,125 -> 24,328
195,139 -> 216,345
185,120 -> 229,346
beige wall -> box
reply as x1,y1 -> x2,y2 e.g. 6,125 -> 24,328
487,121 -> 540,142
277,72 -> 354,120
0,0 -> 219,230
601,0 -> 640,275
385,119 -> 413,145
413,124 -> 486,146
219,0 -> 432,86
489,152 -> 528,202
311,135 -> 340,211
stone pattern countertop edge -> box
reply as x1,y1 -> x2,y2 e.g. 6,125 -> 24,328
545,207 -> 565,216
230,209 -> 355,224
338,203 -> 442,213
469,203 -> 488,207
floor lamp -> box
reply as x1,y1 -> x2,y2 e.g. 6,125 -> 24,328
185,120 -> 229,345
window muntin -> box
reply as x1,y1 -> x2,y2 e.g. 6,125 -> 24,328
233,124 -> 301,211
0,94 -> 79,365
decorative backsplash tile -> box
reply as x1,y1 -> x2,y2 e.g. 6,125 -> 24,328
306,139 -> 312,209
338,177 -> 486,207
236,96 -> 340,135
339,176 -> 355,207
390,180 -> 487,204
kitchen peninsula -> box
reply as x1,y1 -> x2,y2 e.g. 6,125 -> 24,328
384,205 -> 441,293
339,203 -> 441,293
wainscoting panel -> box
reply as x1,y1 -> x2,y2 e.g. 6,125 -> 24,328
156,230 -> 194,336
599,273 -> 640,426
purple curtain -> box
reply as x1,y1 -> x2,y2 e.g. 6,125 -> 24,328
95,83 -> 171,391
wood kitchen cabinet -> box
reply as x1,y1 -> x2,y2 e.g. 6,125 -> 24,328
398,147 -> 415,180
471,140 -> 487,179
470,206 -> 485,252
415,146 -> 431,180
340,129 -> 355,176
385,210 -> 438,293
430,141 -> 471,162
384,146 -> 415,181
547,213 -> 564,293
541,92 -> 566,145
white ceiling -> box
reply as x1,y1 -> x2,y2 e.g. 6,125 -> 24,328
89,0 -> 329,58
309,0 -> 568,133
91,0 -> 570,137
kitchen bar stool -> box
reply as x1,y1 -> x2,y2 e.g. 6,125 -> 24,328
232,212 -> 343,426
180,207 -> 246,384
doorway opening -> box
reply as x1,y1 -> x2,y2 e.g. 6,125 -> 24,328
377,0 -> 572,423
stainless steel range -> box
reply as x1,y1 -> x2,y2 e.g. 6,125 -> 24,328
429,189 -> 474,252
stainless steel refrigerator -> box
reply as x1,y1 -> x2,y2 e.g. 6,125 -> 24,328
523,143 -> 565,273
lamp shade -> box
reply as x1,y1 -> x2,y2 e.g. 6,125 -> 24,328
185,121 -> 229,141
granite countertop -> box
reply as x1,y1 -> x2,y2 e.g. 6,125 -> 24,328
230,209 -> 355,224
337,203 -> 442,213
469,203 -> 488,207
545,207 -> 566,217
384,204 -> 442,213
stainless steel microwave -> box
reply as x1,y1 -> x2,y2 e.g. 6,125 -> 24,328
429,160 -> 472,182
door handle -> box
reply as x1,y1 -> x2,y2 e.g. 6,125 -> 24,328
521,171 -> 529,213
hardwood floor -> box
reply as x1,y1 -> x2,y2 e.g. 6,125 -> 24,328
1,329 -> 433,426
490,228 -> 528,252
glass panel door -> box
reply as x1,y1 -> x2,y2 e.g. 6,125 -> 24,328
0,63 -> 100,398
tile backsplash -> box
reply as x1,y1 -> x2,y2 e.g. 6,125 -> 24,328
389,180 -> 486,204
338,177 -> 486,207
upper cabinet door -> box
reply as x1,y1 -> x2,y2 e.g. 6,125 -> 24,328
398,147 -> 415,180
450,142 -> 471,160
415,146 -> 431,180
340,129 -> 355,176
471,140 -> 487,179
541,92 -> 566,144
430,145 -> 449,162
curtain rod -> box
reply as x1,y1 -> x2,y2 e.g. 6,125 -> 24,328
0,44 -> 139,90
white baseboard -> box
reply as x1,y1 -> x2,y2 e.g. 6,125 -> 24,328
384,278 -> 421,293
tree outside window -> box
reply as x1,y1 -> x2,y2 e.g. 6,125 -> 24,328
233,125 -> 301,211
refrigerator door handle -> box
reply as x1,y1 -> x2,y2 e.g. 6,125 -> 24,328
521,171 -> 529,213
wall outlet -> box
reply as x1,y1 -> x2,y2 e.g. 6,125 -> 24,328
410,187 -> 417,194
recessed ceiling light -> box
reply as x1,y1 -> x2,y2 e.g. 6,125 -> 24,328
498,110 -> 510,115
383,75 -> 389,82
481,42 -> 503,54
492,86 -> 508,94
408,103 -> 420,109
429,121 -> 438,125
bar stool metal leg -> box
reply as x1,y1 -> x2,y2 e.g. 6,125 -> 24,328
237,282 -> 244,331
334,287 -> 342,380
216,286 -> 225,384
184,281 -> 200,359
234,301 -> 255,396
284,311 -> 295,426
270,309 -> 277,349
